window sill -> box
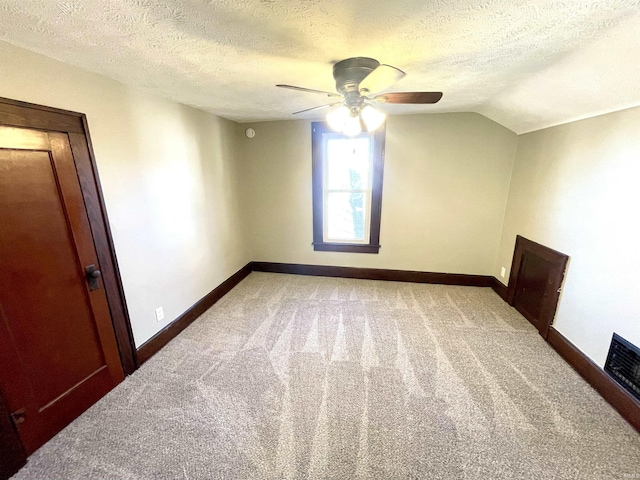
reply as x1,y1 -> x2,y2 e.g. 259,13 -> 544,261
312,242 -> 380,254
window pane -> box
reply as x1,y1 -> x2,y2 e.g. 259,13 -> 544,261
326,192 -> 366,241
326,137 -> 370,190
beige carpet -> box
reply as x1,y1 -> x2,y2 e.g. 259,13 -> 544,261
12,272 -> 640,479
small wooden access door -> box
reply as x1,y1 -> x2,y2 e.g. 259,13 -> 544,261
0,98 -> 137,475
507,235 -> 569,339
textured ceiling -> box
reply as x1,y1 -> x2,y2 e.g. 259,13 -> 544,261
1,0 -> 640,133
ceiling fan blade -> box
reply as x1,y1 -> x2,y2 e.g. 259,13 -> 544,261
276,84 -> 340,98
373,92 -> 443,104
358,65 -> 406,95
292,102 -> 341,115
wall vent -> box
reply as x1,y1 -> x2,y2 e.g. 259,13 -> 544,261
604,333 -> 640,402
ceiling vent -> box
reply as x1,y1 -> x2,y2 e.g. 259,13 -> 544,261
604,333 -> 640,402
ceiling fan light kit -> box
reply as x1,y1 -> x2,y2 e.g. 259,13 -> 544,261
325,104 -> 386,136
325,105 -> 350,131
360,105 -> 386,131
343,114 -> 363,137
277,57 -> 442,137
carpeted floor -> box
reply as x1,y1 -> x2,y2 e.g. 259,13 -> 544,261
12,272 -> 640,479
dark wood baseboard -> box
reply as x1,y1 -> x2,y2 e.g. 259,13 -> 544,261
484,273 -> 639,432
137,262 -> 252,364
251,262 -> 493,287
547,327 -> 640,432
491,277 -> 509,301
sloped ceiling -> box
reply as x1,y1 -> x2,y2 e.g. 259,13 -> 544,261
1,0 -> 639,133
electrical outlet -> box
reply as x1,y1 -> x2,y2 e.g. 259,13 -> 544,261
155,306 -> 164,322
500,267 -> 506,278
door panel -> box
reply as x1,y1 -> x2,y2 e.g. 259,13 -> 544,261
507,235 -> 569,339
514,251 -> 551,330
1,149 -> 105,404
0,126 -> 124,454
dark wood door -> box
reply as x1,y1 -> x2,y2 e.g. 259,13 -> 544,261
0,126 -> 124,455
508,235 -> 569,339
0,390 -> 26,478
513,250 -> 552,331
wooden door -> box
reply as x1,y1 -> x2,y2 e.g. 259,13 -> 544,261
0,126 -> 124,455
0,390 -> 25,479
507,235 -> 569,339
514,250 -> 552,331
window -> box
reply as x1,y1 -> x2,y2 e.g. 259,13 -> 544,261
311,121 -> 385,253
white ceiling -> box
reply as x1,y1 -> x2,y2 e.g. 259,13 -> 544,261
1,0 -> 639,133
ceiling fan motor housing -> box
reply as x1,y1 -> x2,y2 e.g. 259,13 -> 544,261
333,57 -> 379,108
276,56 -> 442,117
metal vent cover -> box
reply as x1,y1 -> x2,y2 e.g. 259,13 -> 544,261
604,333 -> 640,402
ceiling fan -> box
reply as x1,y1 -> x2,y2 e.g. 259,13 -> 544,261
276,57 -> 442,135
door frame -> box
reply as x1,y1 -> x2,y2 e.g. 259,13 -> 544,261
507,235 -> 569,339
0,97 -> 138,374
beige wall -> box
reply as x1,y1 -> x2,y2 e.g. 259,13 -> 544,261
0,41 -> 250,346
239,113 -> 517,275
7,38 -> 636,369
495,106 -> 640,367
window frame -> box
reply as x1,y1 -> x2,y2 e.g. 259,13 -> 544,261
311,121 -> 385,254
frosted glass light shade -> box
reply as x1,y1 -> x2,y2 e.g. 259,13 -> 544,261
361,105 -> 386,131
326,105 -> 350,131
